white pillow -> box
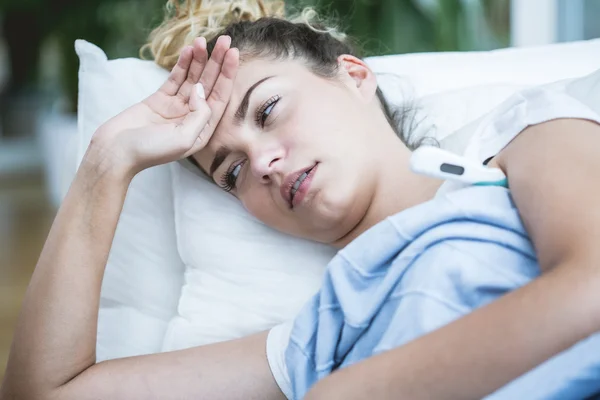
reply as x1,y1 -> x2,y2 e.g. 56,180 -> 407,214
75,37 -> 600,359
76,40 -> 184,361
367,38 -> 600,99
162,163 -> 335,350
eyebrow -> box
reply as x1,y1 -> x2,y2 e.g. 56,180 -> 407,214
209,146 -> 231,177
234,76 -> 274,124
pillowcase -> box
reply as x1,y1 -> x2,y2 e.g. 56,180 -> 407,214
75,37 -> 600,359
76,40 -> 184,361
162,162 -> 335,350
367,38 -> 600,99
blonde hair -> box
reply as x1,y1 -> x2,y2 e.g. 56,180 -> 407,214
142,0 -> 346,70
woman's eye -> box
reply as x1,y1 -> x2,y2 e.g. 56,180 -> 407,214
257,95 -> 280,127
261,102 -> 276,125
221,162 -> 243,192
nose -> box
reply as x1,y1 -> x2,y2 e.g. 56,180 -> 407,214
249,141 -> 285,184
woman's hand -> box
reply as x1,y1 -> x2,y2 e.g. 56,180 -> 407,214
91,35 -> 239,176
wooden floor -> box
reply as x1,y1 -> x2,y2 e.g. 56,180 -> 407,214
0,172 -> 55,381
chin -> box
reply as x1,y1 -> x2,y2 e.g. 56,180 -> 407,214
308,189 -> 369,245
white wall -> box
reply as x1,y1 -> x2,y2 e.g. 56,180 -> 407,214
511,0 -> 558,47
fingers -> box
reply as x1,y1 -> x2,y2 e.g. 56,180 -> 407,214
162,35 -> 232,107
186,46 -> 238,143
188,82 -> 205,112
176,37 -> 208,101
178,106 -> 212,155
182,129 -> 211,158
169,36 -> 239,157
159,46 -> 193,96
199,36 -> 232,98
206,48 -> 239,128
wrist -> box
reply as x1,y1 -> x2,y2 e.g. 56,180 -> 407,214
81,137 -> 137,185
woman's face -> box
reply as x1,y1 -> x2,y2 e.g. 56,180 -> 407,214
193,56 -> 386,245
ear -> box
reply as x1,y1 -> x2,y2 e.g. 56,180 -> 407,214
337,54 -> 378,102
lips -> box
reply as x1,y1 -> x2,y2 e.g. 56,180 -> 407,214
281,164 -> 317,208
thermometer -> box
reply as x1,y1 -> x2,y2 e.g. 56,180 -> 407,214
410,146 -> 508,187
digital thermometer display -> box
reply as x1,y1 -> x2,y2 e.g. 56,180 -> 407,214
440,163 -> 465,176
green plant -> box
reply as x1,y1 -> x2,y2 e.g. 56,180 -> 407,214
0,0 -> 509,112
289,0 -> 509,55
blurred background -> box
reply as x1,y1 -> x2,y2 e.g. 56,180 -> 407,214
0,0 -> 599,380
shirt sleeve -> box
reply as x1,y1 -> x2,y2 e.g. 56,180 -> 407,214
437,72 -> 600,197
266,320 -> 294,399
465,76 -> 600,164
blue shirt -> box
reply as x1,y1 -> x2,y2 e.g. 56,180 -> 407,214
284,186 -> 600,399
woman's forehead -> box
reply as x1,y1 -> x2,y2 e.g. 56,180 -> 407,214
232,57 -> 313,89
192,60 -> 316,173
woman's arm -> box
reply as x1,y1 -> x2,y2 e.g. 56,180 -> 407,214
0,37 -> 284,400
1,147 -> 131,396
1,147 -> 282,400
306,118 -> 600,399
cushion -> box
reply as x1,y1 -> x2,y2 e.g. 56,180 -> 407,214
162,162 -> 335,351
75,37 -> 600,359
368,38 -> 600,99
76,40 -> 185,361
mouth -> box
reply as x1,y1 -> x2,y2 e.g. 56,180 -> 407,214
281,163 -> 318,209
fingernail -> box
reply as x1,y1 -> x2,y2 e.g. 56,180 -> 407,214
221,35 -> 232,46
196,83 -> 205,99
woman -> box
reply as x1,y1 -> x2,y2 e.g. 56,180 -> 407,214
3,1 -> 600,399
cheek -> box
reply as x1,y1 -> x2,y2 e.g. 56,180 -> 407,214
291,94 -> 367,150
239,187 -> 281,227
282,103 -> 341,150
